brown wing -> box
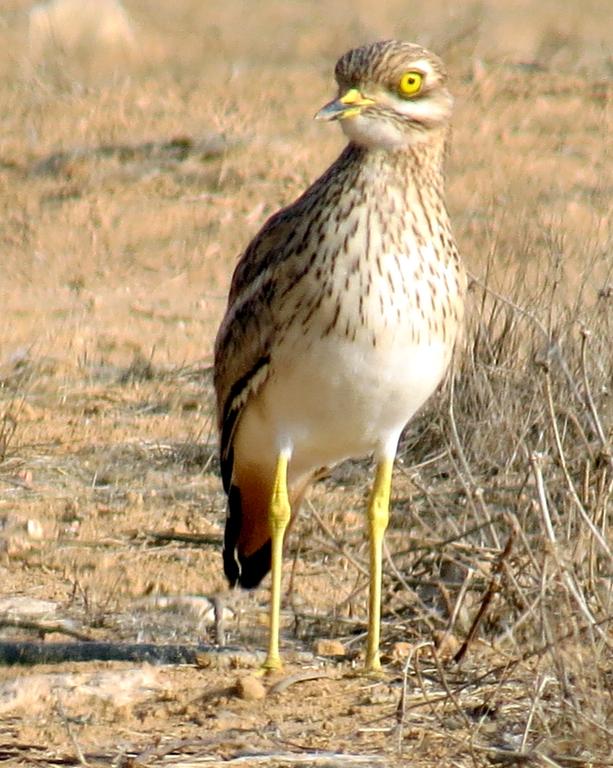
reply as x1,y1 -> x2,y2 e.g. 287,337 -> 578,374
213,203 -> 305,491
213,144 -> 359,492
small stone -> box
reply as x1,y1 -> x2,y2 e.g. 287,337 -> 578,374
433,631 -> 460,660
26,520 -> 44,539
314,639 -> 346,657
391,641 -> 413,662
236,675 -> 266,701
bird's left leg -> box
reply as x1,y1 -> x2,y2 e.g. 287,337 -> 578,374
263,451 -> 291,670
365,457 -> 394,671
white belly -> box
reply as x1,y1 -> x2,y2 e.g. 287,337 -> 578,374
234,331 -> 450,481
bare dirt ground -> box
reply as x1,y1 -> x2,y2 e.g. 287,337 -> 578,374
0,1 -> 611,766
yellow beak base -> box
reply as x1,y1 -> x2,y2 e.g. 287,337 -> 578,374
314,88 -> 375,121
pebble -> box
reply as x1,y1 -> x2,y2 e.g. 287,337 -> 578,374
26,520 -> 44,539
313,639 -> 346,657
433,631 -> 460,660
236,675 -> 266,701
391,641 -> 413,661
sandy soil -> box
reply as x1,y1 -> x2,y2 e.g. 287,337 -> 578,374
0,1 -> 610,765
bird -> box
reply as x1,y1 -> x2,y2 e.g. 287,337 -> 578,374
213,40 -> 466,671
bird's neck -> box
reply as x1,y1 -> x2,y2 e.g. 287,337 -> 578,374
345,128 -> 449,197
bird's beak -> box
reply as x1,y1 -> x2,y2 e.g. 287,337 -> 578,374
314,88 -> 375,121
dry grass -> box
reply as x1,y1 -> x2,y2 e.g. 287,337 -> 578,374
0,1 -> 611,766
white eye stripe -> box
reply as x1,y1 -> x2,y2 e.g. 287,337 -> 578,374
406,59 -> 435,76
394,93 -> 453,124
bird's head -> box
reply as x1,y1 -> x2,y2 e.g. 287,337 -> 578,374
315,40 -> 452,151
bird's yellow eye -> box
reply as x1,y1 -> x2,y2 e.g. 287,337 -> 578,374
398,71 -> 423,97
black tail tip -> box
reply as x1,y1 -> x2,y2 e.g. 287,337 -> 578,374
223,545 -> 240,587
238,539 -> 272,588
223,482 -> 272,589
223,539 -> 272,590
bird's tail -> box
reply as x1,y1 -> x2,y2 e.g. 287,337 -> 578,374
223,465 -> 311,589
223,480 -> 272,588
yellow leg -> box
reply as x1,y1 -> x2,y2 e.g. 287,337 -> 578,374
365,458 -> 393,671
263,452 -> 291,671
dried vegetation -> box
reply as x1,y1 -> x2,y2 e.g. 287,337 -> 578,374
0,0 -> 610,766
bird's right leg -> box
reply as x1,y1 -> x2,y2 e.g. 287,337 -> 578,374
263,451 -> 291,670
365,457 -> 393,671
